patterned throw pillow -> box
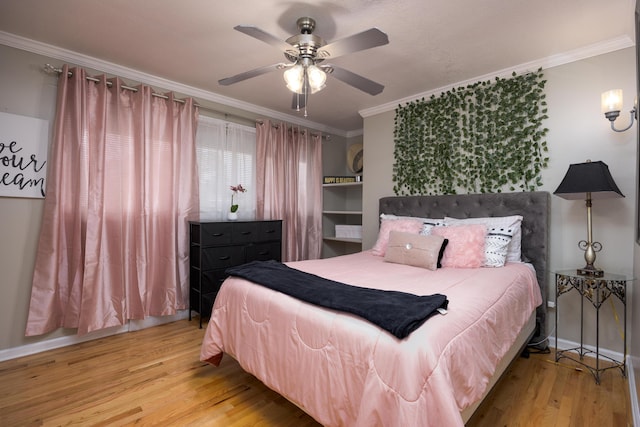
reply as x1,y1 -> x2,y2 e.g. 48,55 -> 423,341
484,227 -> 514,267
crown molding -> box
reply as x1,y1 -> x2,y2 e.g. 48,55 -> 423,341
360,35 -> 635,119
0,31 -> 349,138
2,30 -> 631,136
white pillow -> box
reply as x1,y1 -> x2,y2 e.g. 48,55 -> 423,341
484,227 -> 514,267
444,215 -> 523,263
380,213 -> 445,236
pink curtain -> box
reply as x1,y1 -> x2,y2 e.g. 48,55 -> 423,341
25,65 -> 199,336
256,120 -> 322,262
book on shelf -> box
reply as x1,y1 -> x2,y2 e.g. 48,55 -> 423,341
323,176 -> 360,184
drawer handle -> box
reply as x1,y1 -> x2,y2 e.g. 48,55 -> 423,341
218,256 -> 231,261
265,229 -> 275,234
258,251 -> 269,255
241,231 -> 252,235
212,233 -> 223,237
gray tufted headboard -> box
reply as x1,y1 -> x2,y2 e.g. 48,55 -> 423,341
379,191 -> 550,346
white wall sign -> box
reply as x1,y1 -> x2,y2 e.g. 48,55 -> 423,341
0,112 -> 49,199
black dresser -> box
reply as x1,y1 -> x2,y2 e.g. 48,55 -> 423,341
189,220 -> 282,327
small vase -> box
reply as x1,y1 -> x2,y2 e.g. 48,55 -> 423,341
227,211 -> 238,221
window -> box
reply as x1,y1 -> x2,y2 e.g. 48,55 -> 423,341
196,116 -> 256,220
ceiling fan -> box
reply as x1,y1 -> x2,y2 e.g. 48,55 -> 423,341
218,17 -> 389,115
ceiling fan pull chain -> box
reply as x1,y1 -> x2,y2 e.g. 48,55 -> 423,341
304,80 -> 309,117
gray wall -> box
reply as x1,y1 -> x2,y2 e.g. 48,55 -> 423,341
0,44 -> 70,350
362,47 -> 637,355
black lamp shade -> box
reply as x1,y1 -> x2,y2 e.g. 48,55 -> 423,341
554,160 -> 625,200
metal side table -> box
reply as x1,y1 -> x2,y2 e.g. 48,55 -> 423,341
554,270 -> 631,384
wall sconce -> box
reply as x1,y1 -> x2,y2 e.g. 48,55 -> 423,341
554,160 -> 624,277
601,89 -> 637,132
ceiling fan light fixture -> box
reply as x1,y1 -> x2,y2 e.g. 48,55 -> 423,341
220,16 -> 389,116
306,65 -> 326,91
309,83 -> 325,94
284,64 -> 304,93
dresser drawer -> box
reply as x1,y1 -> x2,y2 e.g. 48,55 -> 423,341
257,221 -> 282,242
190,268 -> 227,295
201,269 -> 228,294
232,222 -> 259,243
201,245 -> 244,270
246,241 -> 282,262
199,222 -> 233,246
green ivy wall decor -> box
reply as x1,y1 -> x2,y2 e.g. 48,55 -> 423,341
393,69 -> 549,195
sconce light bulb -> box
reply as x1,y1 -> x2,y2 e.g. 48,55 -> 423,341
602,89 -> 637,132
601,89 -> 623,114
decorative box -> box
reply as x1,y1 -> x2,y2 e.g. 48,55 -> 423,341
335,225 -> 362,239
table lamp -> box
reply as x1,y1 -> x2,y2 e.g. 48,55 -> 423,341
553,160 -> 624,277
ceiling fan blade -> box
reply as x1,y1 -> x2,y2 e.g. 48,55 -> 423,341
234,25 -> 294,53
218,63 -> 285,86
319,28 -> 389,59
325,65 -> 384,95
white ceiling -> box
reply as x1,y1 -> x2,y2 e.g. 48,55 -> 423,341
0,0 -> 635,135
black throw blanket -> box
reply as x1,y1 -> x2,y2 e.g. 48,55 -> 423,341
226,260 -> 448,339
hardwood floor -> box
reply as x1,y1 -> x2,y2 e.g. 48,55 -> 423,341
0,319 -> 631,426
466,349 -> 631,427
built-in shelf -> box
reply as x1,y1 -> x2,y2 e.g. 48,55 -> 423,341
322,180 -> 362,258
323,236 -> 362,244
322,181 -> 362,188
323,210 -> 362,215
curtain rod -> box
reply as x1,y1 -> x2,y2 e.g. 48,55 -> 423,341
44,64 -> 332,139
44,64 -> 191,103
43,64 -> 257,126
255,119 -> 331,141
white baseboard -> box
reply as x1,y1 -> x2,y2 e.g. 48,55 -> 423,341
554,337 -> 624,363
128,311 -> 189,331
0,310 -> 190,362
0,325 -> 129,362
556,337 -> 638,426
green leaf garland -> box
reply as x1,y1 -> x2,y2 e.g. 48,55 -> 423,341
393,69 -> 549,195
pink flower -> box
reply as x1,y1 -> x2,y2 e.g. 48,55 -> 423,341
230,184 -> 247,212
230,184 -> 247,194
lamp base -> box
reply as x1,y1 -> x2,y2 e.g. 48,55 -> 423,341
577,266 -> 604,277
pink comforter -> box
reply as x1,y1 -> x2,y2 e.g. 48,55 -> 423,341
200,251 -> 542,426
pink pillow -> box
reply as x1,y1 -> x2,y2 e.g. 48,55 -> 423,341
431,224 -> 487,268
371,219 -> 424,256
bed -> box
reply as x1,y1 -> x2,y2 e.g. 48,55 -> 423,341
200,191 -> 550,426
